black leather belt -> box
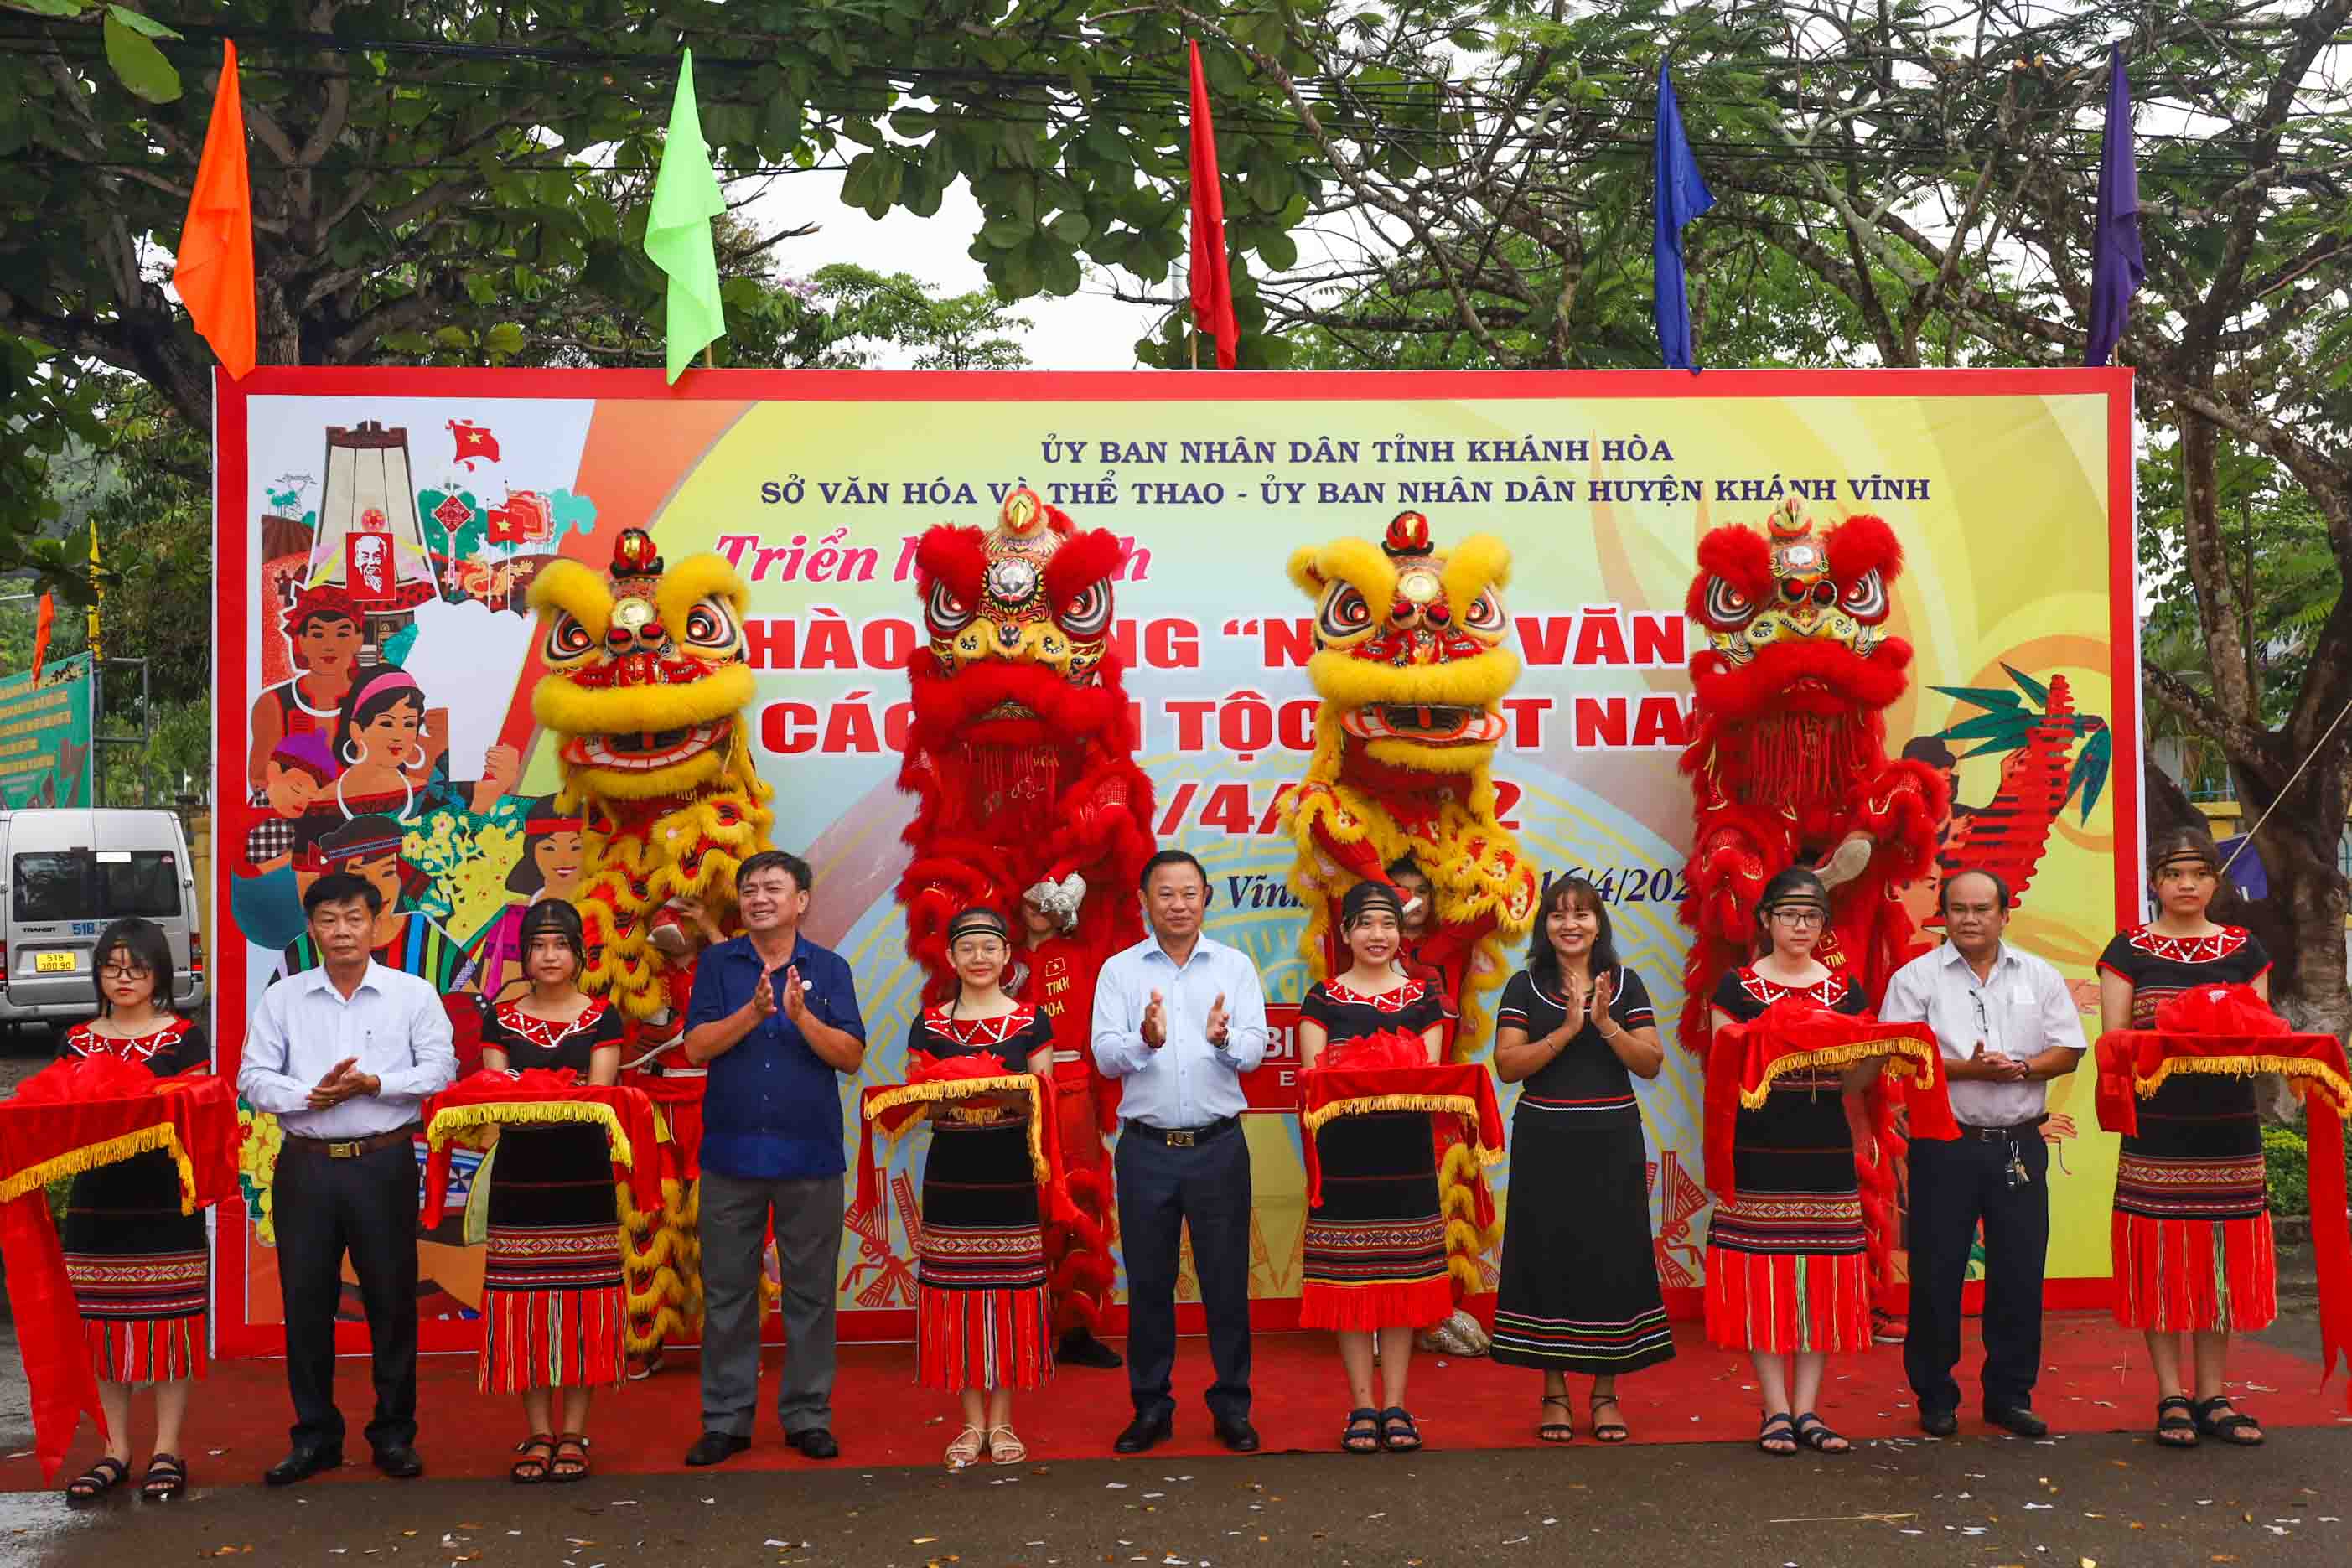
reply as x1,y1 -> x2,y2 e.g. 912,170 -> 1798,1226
1129,1115 -> 1239,1148
1957,1115 -> 2048,1141
282,1124 -> 420,1159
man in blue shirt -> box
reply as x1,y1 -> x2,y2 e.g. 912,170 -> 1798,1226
676,850 -> 866,1467
1092,849 -> 1269,1455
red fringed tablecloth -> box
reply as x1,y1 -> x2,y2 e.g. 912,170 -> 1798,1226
2095,981 -> 2352,1409
857,1053 -> 1075,1228
1704,999 -> 1956,1203
0,1055 -> 238,1482
1298,1048 -> 1505,1214
418,1069 -> 661,1225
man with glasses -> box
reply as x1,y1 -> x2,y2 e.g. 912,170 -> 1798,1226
1879,869 -> 2085,1439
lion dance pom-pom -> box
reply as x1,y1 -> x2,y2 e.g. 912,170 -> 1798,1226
1277,510 -> 1539,1353
1679,499 -> 1949,1298
895,487 -> 1155,1350
529,525 -> 775,1357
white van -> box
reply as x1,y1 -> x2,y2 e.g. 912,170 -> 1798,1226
0,808 -> 205,1029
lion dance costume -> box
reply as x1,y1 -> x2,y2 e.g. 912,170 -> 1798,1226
1680,498 -> 1949,1298
895,488 -> 1154,1360
528,525 -> 775,1358
1277,511 -> 1537,1347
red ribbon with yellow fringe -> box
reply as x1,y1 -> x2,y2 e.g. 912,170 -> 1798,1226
1703,998 -> 1955,1204
857,1052 -> 1075,1230
0,1055 -> 237,1483
417,1069 -> 661,1225
2095,981 -> 2352,1410
1298,1029 -> 1505,1212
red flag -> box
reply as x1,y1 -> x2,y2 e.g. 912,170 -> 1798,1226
1186,41 -> 1238,369
173,43 -> 256,381
448,419 -> 501,468
28,592 -> 53,686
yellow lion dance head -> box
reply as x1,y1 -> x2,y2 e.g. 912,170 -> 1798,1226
1287,510 -> 1518,779
526,526 -> 762,804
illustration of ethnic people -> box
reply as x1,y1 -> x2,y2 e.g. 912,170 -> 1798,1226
474,801 -> 590,1001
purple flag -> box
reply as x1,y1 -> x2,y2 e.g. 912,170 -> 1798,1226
2085,45 -> 2144,366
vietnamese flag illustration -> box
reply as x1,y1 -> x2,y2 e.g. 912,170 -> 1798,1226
448,419 -> 501,468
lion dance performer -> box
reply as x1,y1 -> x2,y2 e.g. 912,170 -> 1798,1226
528,525 -> 774,1369
1680,498 -> 1950,1320
896,487 -> 1154,1369
1277,510 -> 1538,1353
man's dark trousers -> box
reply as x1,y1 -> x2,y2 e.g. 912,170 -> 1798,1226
1905,1130 -> 2050,1415
1115,1120 -> 1252,1424
273,1136 -> 422,1452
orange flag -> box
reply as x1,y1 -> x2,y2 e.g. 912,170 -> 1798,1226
174,41 -> 256,380
28,593 -> 53,686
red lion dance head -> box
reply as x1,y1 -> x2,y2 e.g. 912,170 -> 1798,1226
895,487 -> 1153,994
1680,498 -> 1950,1308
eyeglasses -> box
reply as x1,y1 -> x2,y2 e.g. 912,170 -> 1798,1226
99,964 -> 153,981
1769,908 -> 1826,929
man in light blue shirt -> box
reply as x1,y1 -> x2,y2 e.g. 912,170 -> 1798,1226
1092,849 -> 1268,1455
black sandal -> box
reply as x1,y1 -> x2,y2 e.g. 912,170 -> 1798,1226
550,1431 -> 592,1483
65,1456 -> 129,1502
1757,1410 -> 1797,1456
2190,1396 -> 2264,1446
2154,1395 -> 2199,1447
1341,1407 -> 1381,1454
1588,1393 -> 1629,1444
141,1452 -> 188,1500
1537,1394 -> 1575,1444
1379,1406 -> 1422,1452
1792,1411 -> 1850,1453
510,1432 -> 557,1483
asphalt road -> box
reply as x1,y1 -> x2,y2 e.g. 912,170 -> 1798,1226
1,1424 -> 2346,1568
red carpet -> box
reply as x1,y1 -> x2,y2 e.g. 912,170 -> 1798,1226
9,1312 -> 2344,1488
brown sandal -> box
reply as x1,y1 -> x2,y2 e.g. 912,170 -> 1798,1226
550,1432 -> 591,1483
510,1433 -> 556,1483
1537,1394 -> 1575,1443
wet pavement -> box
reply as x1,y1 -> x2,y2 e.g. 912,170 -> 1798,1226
0,1423 -> 2346,1567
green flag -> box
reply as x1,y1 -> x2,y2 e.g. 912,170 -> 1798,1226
646,49 -> 726,382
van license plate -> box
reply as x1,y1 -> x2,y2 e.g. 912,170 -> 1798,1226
34,952 -> 76,973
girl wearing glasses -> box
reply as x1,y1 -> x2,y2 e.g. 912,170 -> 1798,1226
59,918 -> 210,1503
2096,828 -> 2273,1449
1704,867 -> 1879,1457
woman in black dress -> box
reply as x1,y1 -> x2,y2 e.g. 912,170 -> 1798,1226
60,918 -> 210,1503
2097,827 -> 2273,1448
1298,881 -> 1450,1454
1491,875 -> 1672,1444
476,901 -> 628,1483
1704,867 -> 1880,1457
910,908 -> 1058,1467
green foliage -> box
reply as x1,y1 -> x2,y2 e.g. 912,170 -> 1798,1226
2261,1123 -> 2352,1217
801,264 -> 1031,370
0,1 -> 1336,427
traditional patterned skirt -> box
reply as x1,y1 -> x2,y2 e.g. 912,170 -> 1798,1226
1300,1110 -> 1453,1332
479,1126 -> 626,1393
1492,1101 -> 1675,1374
918,1116 -> 1052,1393
63,1150 -> 208,1384
1703,1082 -> 1870,1354
2111,1077 -> 2276,1333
